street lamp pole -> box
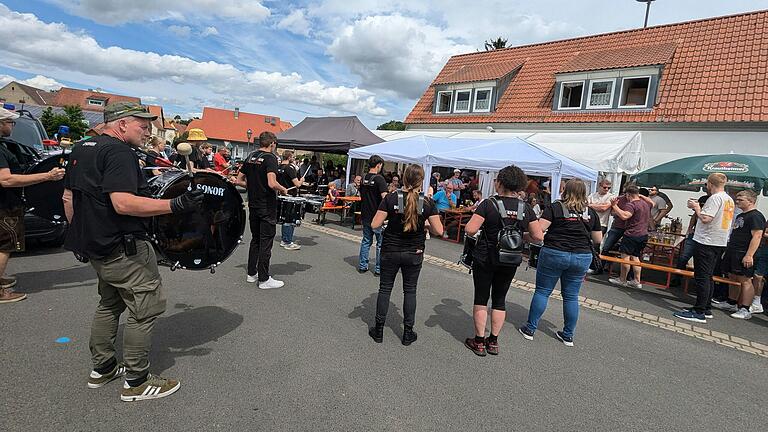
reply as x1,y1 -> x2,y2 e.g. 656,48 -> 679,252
636,0 -> 656,28
246,128 -> 253,158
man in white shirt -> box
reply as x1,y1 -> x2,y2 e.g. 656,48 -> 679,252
674,173 -> 735,323
588,178 -> 615,234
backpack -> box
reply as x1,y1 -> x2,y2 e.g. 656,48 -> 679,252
488,197 -> 526,267
394,190 -> 424,214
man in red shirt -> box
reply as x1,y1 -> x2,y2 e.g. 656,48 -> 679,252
213,146 -> 230,175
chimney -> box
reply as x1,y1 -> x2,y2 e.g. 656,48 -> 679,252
234,107 -> 239,119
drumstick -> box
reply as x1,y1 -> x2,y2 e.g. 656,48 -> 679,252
176,143 -> 195,189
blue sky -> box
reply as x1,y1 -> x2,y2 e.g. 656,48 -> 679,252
0,0 -> 765,128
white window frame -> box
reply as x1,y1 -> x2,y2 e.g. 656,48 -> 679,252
453,89 -> 472,113
557,80 -> 585,110
586,79 -> 615,109
436,91 -> 453,114
473,87 -> 493,113
87,99 -> 104,106
618,75 -> 651,109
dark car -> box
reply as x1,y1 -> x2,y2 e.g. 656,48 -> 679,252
4,108 -> 67,247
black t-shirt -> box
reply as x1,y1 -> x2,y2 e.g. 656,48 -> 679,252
189,148 -> 211,169
728,209 -> 766,252
541,202 -> 602,253
277,163 -> 298,191
360,172 -> 388,223
0,140 -> 25,210
379,192 -> 438,253
63,135 -> 149,259
241,149 -> 278,209
474,196 -> 537,264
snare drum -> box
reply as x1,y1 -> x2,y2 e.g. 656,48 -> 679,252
23,152 -> 69,223
277,196 -> 306,226
147,170 -> 246,271
302,194 -> 324,214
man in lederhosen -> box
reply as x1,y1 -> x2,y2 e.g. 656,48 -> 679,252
63,102 -> 203,402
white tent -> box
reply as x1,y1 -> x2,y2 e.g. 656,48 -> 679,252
348,135 -> 599,200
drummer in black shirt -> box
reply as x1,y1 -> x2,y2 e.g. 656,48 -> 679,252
0,107 -> 65,304
277,150 -> 304,251
463,165 -> 543,356
234,131 -> 289,289
368,165 -> 443,345
62,102 -> 203,401
357,155 -> 388,275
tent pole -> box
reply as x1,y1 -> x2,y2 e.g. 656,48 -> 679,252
345,156 -> 352,189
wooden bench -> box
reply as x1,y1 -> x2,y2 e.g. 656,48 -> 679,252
598,255 -> 741,291
317,205 -> 347,225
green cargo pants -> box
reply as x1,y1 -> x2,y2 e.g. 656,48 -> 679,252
89,239 -> 166,381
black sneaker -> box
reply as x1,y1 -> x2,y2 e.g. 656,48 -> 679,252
555,331 -> 574,347
683,307 -> 713,319
357,268 -> 368,274
368,325 -> 383,343
518,326 -> 534,341
402,327 -> 417,346
673,309 -> 706,323
373,270 -> 380,277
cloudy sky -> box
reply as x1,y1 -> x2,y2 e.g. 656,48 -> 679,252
0,1 -> 765,127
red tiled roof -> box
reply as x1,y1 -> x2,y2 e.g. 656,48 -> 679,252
50,87 -> 141,112
433,60 -> 524,85
557,43 -> 677,74
147,105 -> 165,131
406,10 -> 768,125
279,121 -> 293,131
185,107 -> 290,144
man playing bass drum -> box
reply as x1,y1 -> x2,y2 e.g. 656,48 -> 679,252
62,102 -> 204,402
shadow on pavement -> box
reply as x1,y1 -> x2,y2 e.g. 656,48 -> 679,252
148,305 -> 244,373
292,235 -> 318,247
348,292 -> 403,337
270,262 -> 312,276
424,298 -> 473,342
343,255 -> 360,270
504,301 -> 558,338
14,264 -> 96,293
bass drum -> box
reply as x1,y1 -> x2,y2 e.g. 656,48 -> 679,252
24,152 -> 69,223
147,170 -> 246,271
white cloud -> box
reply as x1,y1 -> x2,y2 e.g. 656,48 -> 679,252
328,15 -> 473,99
277,10 -> 311,36
0,5 -> 386,117
201,26 -> 219,37
168,25 -> 192,38
0,73 -> 63,91
49,0 -> 270,25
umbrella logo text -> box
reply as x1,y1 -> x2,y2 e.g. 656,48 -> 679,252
702,161 -> 749,173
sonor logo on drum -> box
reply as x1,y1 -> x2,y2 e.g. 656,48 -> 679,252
196,184 -> 225,197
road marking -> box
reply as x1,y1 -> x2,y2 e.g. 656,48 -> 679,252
304,223 -> 768,359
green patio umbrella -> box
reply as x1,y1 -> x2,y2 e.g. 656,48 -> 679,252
632,153 -> 768,195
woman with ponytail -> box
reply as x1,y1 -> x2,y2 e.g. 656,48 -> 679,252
369,164 -> 444,345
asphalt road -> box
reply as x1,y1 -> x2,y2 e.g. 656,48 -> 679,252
2,221 -> 766,432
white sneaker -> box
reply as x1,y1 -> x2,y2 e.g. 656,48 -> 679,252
586,268 -> 595,275
609,277 -> 627,287
425,232 -> 431,240
626,280 -> 643,289
749,302 -> 764,314
730,308 -> 752,320
279,241 -> 289,247
259,277 -> 284,290
283,242 -> 301,251
712,302 -> 738,312
246,274 -> 258,283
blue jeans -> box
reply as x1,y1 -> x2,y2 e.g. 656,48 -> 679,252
358,223 -> 382,272
525,247 -> 592,339
676,234 -> 696,269
281,224 -> 295,244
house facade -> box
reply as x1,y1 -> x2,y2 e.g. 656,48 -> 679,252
186,107 -> 291,158
0,81 -> 52,106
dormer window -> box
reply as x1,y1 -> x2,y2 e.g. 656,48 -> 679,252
87,99 -> 104,107
558,81 -> 584,110
453,90 -> 471,113
473,88 -> 492,112
586,80 -> 614,109
619,76 -> 651,108
436,91 -> 453,113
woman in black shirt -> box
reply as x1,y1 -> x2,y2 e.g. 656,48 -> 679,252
519,179 -> 602,347
369,164 -> 444,345
463,165 -> 543,356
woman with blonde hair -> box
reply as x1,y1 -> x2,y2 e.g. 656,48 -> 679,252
369,164 -> 444,345
519,178 -> 602,347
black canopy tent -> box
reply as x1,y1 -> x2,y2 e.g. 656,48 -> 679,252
276,116 -> 383,153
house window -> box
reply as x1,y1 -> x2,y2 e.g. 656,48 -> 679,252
436,91 -> 452,113
619,76 -> 650,108
558,81 -> 584,109
264,117 -> 272,123
87,99 -> 104,106
473,88 -> 492,112
586,80 -> 614,109
453,90 -> 472,113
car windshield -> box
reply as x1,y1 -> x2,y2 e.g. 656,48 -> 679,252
9,118 -> 44,151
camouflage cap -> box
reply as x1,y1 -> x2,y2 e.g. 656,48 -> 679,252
104,102 -> 157,123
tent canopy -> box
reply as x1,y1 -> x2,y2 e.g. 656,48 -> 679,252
277,116 -> 383,153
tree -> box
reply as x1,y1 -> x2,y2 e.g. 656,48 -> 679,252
484,37 -> 508,51
40,105 -> 88,140
376,120 -> 406,131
